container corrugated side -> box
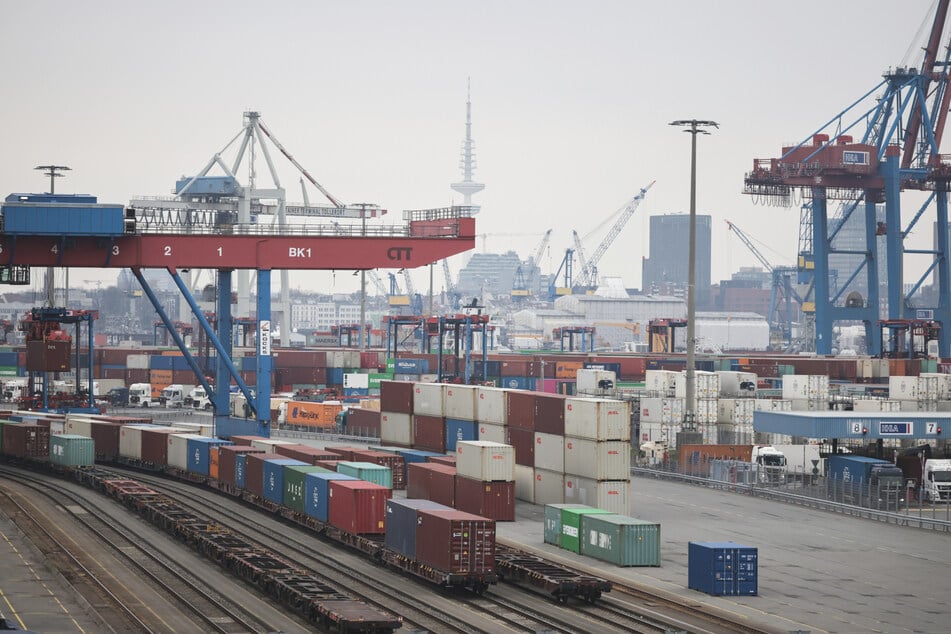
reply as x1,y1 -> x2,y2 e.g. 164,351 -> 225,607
413,382 -> 444,416
564,438 -> 630,480
579,514 -> 661,566
532,432 -> 564,472
477,422 -> 507,444
454,476 -> 515,521
514,464 -> 534,503
476,386 -> 507,424
444,384 -> 477,420
455,440 -> 515,482
381,411 -> 412,446
303,472 -> 358,521
328,479 -> 391,534
533,468 -> 565,505
564,476 -> 631,515
688,541 -> 757,596
337,461 -> 393,488
284,465 -> 332,513
167,433 -> 201,470
385,498 -> 451,559
543,503 -> 592,547
263,458 -> 308,505
415,509 -> 496,574
444,418 -> 478,452
560,507 -> 613,553
49,434 -> 95,467
564,398 -> 630,440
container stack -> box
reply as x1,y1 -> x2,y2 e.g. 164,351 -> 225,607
544,504 -> 660,566
454,440 -> 515,521
782,374 -> 829,411
888,374 -> 939,412
644,369 -> 678,396
638,397 -> 683,449
380,381 -> 414,447
562,397 -> 632,515
576,368 -> 617,396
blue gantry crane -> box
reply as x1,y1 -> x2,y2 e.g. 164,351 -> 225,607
744,0 -> 951,356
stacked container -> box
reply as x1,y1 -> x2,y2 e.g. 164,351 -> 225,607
283,465 -> 331,513
407,462 -> 457,507
218,445 -> 265,487
414,509 -> 495,574
782,374 -> 829,411
303,471 -> 358,521
337,461 -> 393,488
384,498 -> 452,559
889,374 -> 939,411
454,441 -> 515,521
380,380 -> 414,446
562,397 -> 631,515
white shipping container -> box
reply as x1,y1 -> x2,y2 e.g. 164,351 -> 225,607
514,464 -> 535,503
790,399 -> 826,411
576,368 -> 617,394
343,373 -> 370,389
444,384 -> 478,420
380,411 -> 412,446
475,386 -> 507,424
937,400 -> 951,412
118,424 -> 174,460
639,397 -> 684,424
853,399 -> 902,412
564,438 -> 630,480
127,354 -> 150,369
695,397 -> 718,423
455,440 -> 515,482
413,382 -> 445,416
782,375 -> 829,400
754,398 -> 793,411
645,370 -> 678,395
533,468 -> 565,505
65,418 -> 92,437
477,422 -> 507,444
563,476 -> 631,515
638,421 -> 680,450
167,433 -> 201,470
171,422 -> 215,436
715,371 -> 758,398
419,374 -> 439,384
717,398 -> 754,424
675,371 -> 720,399
899,399 -> 937,412
533,432 -> 565,472
921,373 -> 951,400
701,423 -> 718,444
250,438 -> 294,451
857,358 -> 874,379
564,398 -> 631,440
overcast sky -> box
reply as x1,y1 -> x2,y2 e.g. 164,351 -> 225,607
0,0 -> 942,296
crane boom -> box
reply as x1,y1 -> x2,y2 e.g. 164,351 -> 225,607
724,220 -> 773,272
577,180 -> 655,287
572,230 -> 589,277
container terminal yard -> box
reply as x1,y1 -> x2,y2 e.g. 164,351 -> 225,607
7,3 -> 951,634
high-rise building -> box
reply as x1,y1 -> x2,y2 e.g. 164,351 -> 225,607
827,204 -> 887,317
456,251 -> 524,298
642,214 -> 712,305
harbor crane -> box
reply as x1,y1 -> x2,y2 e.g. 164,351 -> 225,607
512,229 -> 552,298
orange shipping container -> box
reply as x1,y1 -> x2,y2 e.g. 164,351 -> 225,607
150,369 -> 173,384
284,400 -> 343,428
161,350 -> 185,356
209,446 -> 220,480
555,361 -> 583,379
679,444 -> 754,477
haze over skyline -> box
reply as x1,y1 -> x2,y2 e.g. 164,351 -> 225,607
0,1 -> 942,297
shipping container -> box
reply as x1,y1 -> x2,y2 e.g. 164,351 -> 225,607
717,398 -> 754,424
560,506 -> 614,553
477,422 -> 507,444
674,371 -> 720,399
167,433 -> 202,470
141,427 -> 179,466
499,376 -> 536,391
284,400 -> 342,428
506,427 -> 535,467
406,462 -> 456,507
49,434 -> 94,467
322,446 -> 364,461
284,465 -> 331,513
533,468 -> 565,505
445,418 -> 478,452
427,455 -> 456,467
564,438 -> 631,480
688,542 -> 758,596
564,474 -> 631,515
328,479 -> 391,534
507,391 -> 536,429
514,464 -> 535,503
412,382 -> 444,416
782,374 -> 829,400
218,445 -> 265,487
715,371 -> 758,398
454,476 -> 515,521
413,414 -> 446,453
644,369 -> 678,395
273,443 -> 340,465
303,472 -> 358,521
533,432 -> 564,472
639,397 -> 684,424
337,461 -> 393,488
384,498 -> 452,559
444,384 -> 478,420
564,398 -> 631,441
398,448 -> 445,464
244,452 -> 284,497
415,509 -> 496,574
475,386 -> 507,424
350,449 -> 406,490
580,514 -> 661,566
263,458 -> 309,504
577,368 -> 617,394
455,440 -> 515,482
543,504 -> 593,548
381,411 -> 413,446
534,394 -> 566,435
251,438 -> 296,452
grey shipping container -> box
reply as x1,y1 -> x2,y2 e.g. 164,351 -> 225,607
688,541 -> 758,596
384,498 -> 451,559
543,504 -> 593,548
49,434 -> 95,467
579,514 -> 661,566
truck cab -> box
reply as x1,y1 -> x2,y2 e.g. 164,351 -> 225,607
924,459 -> 951,502
105,387 -> 130,407
186,386 -> 214,411
160,384 -> 194,408
752,445 -> 787,484
129,383 -> 153,407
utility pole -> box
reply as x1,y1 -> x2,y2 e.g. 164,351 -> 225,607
668,120 -> 717,433
35,165 -> 70,307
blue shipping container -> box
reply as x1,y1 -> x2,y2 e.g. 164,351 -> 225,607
171,356 -> 192,371
235,453 -> 249,489
241,356 -> 257,372
583,362 -> 621,375
263,459 -> 308,504
175,175 -> 239,196
150,355 -> 174,370
0,352 -> 17,365
186,437 -> 231,476
384,498 -> 451,559
397,448 -> 445,464
688,541 -> 757,596
343,387 -> 369,397
393,358 -> 429,374
327,368 -> 345,385
0,204 -> 125,237
304,472 -> 358,522
444,418 -> 478,452
500,376 -> 535,391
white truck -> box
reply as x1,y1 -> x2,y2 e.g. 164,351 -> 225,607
772,444 -> 823,480
924,459 -> 951,502
2,378 -> 28,402
128,383 -> 153,407
751,445 -> 788,484
185,386 -> 214,411
160,384 -> 194,408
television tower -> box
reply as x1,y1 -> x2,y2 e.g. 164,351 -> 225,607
451,79 -> 485,207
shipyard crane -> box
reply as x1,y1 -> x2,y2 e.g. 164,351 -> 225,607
512,229 -> 552,298
744,0 -> 951,356
571,230 -> 589,283
575,181 -> 655,289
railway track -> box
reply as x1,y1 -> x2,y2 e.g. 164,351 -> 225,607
0,466 -> 280,633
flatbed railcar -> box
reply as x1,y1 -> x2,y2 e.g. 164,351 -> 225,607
495,548 -> 612,603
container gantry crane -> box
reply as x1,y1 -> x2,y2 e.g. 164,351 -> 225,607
512,229 -> 552,298
744,0 -> 951,356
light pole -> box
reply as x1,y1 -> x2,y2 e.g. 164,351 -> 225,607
669,119 -> 718,432
35,164 -> 70,307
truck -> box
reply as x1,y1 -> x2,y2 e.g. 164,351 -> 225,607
1,378 -> 28,403
773,443 -> 824,479
679,444 -> 787,483
102,386 -> 130,407
896,449 -> 951,503
160,384 -> 194,408
827,454 -> 905,508
185,386 -> 213,411
128,383 -> 153,407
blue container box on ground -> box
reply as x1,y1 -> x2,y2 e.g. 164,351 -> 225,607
688,541 -> 757,596
384,498 -> 451,559
304,472 -> 358,521
444,418 -> 478,452
186,437 -> 231,476
262,458 -> 308,504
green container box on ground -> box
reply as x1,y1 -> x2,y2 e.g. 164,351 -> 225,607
337,461 -> 392,489
49,434 -> 95,467
579,514 -> 661,566
561,507 -> 613,553
283,465 -> 332,512
544,504 -> 594,548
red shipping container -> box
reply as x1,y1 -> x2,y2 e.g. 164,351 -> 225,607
328,479 -> 391,534
506,428 -> 535,467
346,408 -> 381,436
413,414 -> 446,453
351,449 -> 406,490
428,455 -> 456,467
2,423 -> 50,458
171,370 -> 197,384
407,462 -> 456,507
218,445 -> 265,486
454,476 -> 515,521
88,420 -> 122,461
500,359 -> 534,377
273,349 -> 328,369
415,509 -> 496,574
230,435 -> 265,446
26,340 -> 71,372
274,444 -> 340,464
323,446 -> 364,461
126,368 -> 150,384
314,460 -> 341,471
381,381 -> 414,414
506,391 -> 536,429
100,368 -> 126,380
141,428 -> 177,466
244,452 -> 283,497
534,394 -> 566,435
100,348 -> 131,365
360,351 -> 381,370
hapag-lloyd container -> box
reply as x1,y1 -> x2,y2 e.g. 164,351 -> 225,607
328,479 -> 391,534
477,422 -> 507,444
118,424 -> 168,460
455,440 -> 515,482
444,384 -> 477,420
564,475 -> 631,516
782,374 -> 830,400
219,445 -> 265,487
534,394 -> 566,435
564,438 -> 630,480
543,504 -> 593,547
167,433 -> 202,470
407,462 -> 457,507
413,383 -> 445,416
560,506 -> 614,553
580,514 -> 661,566
381,411 -> 412,446
533,432 -> 564,472
506,427 -> 534,466
454,476 -> 515,521
534,468 -> 565,505
564,398 -> 630,440
639,397 -> 684,424
385,498 -> 451,559
445,418 -> 478,452
303,472 -> 358,521
476,387 -> 507,424
263,458 -> 309,504
415,509 -> 496,574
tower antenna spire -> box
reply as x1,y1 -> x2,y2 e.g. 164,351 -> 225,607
451,77 -> 485,210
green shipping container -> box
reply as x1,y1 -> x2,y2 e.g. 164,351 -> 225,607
580,514 -> 661,567
544,504 -> 594,547
561,507 -> 613,554
49,434 -> 95,467
283,465 -> 331,512
0,366 -> 18,377
385,358 -> 396,372
368,373 -> 394,389
337,461 -> 392,489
